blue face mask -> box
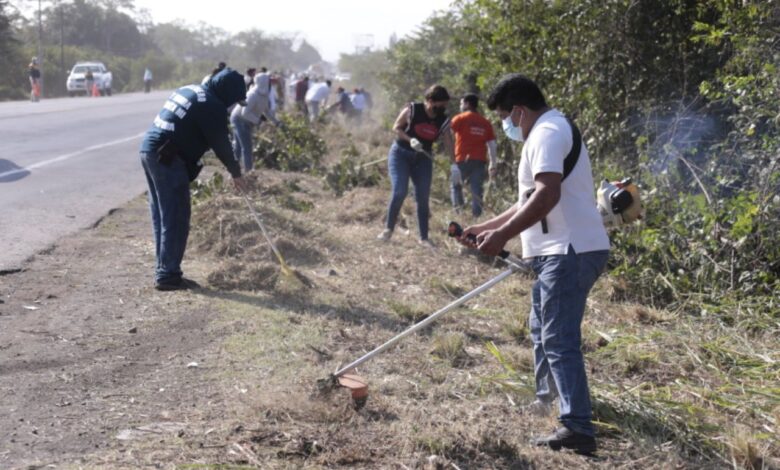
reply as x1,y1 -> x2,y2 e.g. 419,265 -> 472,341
502,109 -> 524,142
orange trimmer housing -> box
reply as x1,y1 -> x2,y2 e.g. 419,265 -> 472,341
336,372 -> 368,401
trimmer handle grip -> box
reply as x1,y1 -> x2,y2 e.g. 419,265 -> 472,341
448,221 -> 510,259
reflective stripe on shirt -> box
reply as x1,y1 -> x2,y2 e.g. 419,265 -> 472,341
154,116 -> 175,131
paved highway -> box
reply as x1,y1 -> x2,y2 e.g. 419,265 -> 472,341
0,91 -> 171,271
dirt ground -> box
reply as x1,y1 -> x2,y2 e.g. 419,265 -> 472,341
0,166 -> 768,469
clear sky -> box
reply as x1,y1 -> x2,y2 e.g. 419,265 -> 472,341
131,0 -> 454,62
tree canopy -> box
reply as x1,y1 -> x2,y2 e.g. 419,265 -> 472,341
378,0 -> 779,314
1,0 -> 323,97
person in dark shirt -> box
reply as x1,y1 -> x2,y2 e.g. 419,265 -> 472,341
295,75 -> 310,117
327,87 -> 355,117
139,68 -> 249,291
28,57 -> 41,102
377,84 -> 455,247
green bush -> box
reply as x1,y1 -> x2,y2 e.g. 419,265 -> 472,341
190,171 -> 225,205
323,142 -> 382,195
609,189 -> 779,317
252,115 -> 327,173
378,0 -> 779,320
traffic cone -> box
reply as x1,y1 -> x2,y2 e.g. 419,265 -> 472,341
31,83 -> 41,102
92,83 -> 100,97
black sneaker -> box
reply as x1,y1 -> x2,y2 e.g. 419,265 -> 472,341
532,426 -> 597,454
155,278 -> 201,291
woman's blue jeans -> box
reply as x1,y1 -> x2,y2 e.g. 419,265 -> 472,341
139,152 -> 191,284
231,116 -> 255,171
385,142 -> 433,240
529,246 -> 609,436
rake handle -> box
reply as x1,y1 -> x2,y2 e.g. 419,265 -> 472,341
242,194 -> 292,272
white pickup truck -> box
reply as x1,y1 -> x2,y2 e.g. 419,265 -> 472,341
66,62 -> 112,96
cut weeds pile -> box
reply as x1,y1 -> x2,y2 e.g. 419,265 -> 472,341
169,116 -> 778,469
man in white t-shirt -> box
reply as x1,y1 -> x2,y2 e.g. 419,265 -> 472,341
460,73 -> 609,454
304,79 -> 332,122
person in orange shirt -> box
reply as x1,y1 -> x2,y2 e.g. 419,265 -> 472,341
449,93 -> 498,218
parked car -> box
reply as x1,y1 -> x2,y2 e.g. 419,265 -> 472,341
66,62 -> 112,96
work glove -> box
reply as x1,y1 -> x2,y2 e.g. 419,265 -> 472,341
450,163 -> 462,186
410,138 -> 423,152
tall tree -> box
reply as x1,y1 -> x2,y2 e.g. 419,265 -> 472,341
44,0 -> 148,56
0,0 -> 26,99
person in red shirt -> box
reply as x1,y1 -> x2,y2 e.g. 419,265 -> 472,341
449,93 -> 498,218
295,75 -> 310,117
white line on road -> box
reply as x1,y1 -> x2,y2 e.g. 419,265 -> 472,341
0,132 -> 145,180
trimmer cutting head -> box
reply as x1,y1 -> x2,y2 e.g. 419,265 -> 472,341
337,373 -> 369,404
316,372 -> 369,409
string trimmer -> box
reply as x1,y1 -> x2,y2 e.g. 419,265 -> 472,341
318,221 -> 532,408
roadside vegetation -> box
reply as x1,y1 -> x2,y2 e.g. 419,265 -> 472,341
188,2 -> 779,466
176,96 -> 778,467
375,0 -> 779,321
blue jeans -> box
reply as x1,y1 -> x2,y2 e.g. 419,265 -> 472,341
529,246 -> 609,436
231,116 -> 254,171
140,152 -> 191,284
385,142 -> 433,240
450,160 -> 487,217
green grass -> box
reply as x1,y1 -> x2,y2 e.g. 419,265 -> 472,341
387,300 -> 428,323
500,314 -> 529,344
275,193 -> 314,213
214,298 -> 331,384
431,333 -> 469,367
480,307 -> 780,467
427,276 -> 466,298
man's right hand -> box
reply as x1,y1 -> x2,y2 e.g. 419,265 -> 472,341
410,138 -> 423,152
459,224 -> 485,248
232,175 -> 249,193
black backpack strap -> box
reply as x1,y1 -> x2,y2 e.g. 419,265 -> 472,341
404,102 -> 416,134
529,116 -> 582,234
562,117 -> 582,181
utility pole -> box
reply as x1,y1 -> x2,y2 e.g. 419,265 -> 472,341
59,1 -> 64,94
37,0 -> 44,97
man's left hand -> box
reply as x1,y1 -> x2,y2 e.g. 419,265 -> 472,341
476,229 -> 509,257
488,165 -> 497,179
